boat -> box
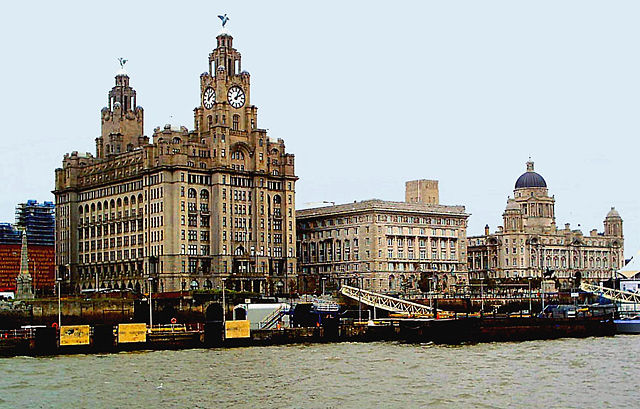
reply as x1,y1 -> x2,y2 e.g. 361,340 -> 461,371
614,315 -> 640,334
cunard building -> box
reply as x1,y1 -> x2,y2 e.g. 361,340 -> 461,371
54,26 -> 297,295
467,161 -> 624,288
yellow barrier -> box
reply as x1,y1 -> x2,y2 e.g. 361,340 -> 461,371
117,323 -> 147,343
60,325 -> 90,346
225,320 -> 250,339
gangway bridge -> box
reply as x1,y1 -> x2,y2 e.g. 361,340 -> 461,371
340,285 -> 440,316
580,282 -> 640,304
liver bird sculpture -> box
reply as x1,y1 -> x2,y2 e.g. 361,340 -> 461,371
218,14 -> 229,28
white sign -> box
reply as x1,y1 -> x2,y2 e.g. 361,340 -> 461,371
571,292 -> 579,298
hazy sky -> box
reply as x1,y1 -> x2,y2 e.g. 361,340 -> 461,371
1,1 -> 638,257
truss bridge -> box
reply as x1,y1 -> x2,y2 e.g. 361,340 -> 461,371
340,285 -> 439,316
580,282 -> 640,304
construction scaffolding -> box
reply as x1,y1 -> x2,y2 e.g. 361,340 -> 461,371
0,223 -> 21,245
15,200 -> 55,246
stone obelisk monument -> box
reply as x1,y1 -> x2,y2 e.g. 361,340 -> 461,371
15,228 -> 34,300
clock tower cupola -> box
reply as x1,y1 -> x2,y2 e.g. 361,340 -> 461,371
96,60 -> 147,158
195,24 -> 254,135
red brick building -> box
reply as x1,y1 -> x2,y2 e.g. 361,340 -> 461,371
0,244 -> 55,293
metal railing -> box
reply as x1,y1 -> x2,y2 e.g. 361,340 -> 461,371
0,328 -> 38,340
148,323 -> 203,333
258,306 -> 288,330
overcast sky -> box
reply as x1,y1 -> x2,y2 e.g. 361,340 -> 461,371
1,1 -> 638,257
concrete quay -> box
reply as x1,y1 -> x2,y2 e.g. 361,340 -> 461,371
0,313 -> 616,357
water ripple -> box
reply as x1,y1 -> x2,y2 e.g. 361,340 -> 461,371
0,338 -> 638,408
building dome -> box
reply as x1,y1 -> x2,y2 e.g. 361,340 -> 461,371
606,207 -> 621,219
515,160 -> 546,189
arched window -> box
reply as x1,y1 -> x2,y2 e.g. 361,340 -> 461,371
232,114 -> 240,130
97,202 -> 102,211
172,137 -> 181,144
123,197 -> 129,206
188,188 -> 197,199
273,195 -> 281,205
200,189 -> 209,200
90,203 -> 95,212
190,280 -> 199,290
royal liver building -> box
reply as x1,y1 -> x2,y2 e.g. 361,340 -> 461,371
54,26 -> 297,295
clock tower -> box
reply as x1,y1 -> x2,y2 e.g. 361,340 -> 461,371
194,30 -> 256,136
188,25 -> 297,295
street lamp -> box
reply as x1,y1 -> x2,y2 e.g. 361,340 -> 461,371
357,274 -> 362,323
147,256 -> 159,332
528,277 -> 532,317
541,278 -> 545,314
480,277 -> 484,314
221,278 -> 227,331
148,277 -> 154,332
56,276 -> 62,328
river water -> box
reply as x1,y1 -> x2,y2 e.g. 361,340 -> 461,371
0,336 -> 638,409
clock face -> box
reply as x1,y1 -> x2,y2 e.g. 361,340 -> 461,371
203,87 -> 215,109
227,85 -> 246,109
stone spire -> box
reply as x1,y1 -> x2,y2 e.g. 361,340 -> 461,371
15,228 -> 34,299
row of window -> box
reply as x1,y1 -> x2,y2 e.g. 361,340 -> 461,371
78,220 -> 143,239
78,194 -> 143,214
79,249 -> 141,263
78,235 -> 144,252
78,181 -> 143,202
